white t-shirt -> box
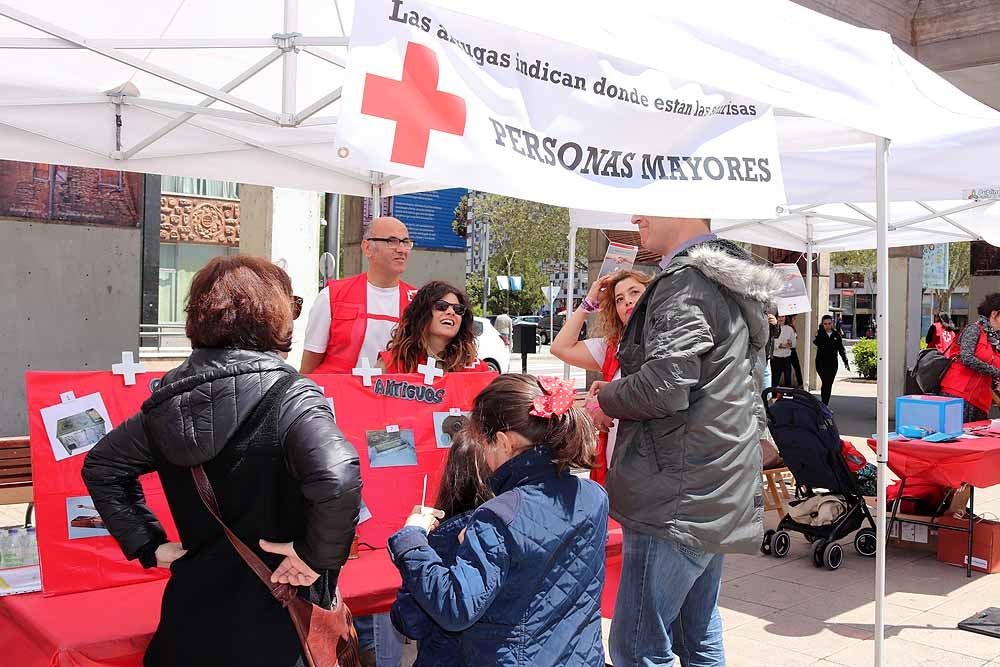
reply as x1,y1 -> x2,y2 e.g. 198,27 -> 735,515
303,283 -> 401,366
773,325 -> 797,358
583,337 -> 621,465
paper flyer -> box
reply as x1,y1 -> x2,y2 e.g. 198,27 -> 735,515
773,263 -> 810,315
599,242 -> 639,278
0,565 -> 42,596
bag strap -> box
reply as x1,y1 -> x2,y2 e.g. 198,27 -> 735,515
190,464 -> 298,607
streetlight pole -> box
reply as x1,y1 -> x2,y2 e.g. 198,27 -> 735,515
505,252 -> 516,314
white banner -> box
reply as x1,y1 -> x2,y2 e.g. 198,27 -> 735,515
337,0 -> 787,219
773,263 -> 810,316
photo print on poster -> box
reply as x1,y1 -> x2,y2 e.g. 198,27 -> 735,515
366,427 -> 417,467
432,411 -> 470,448
40,392 -> 112,461
66,496 -> 110,539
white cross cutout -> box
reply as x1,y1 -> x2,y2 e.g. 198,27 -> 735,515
352,357 -> 382,387
417,355 -> 445,385
112,351 -> 147,386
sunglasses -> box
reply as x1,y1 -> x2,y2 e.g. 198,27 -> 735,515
433,300 -> 468,316
291,295 -> 303,320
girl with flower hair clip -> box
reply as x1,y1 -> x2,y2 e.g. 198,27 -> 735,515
387,374 -> 609,666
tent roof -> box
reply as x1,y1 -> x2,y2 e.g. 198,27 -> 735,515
1,0 -> 999,202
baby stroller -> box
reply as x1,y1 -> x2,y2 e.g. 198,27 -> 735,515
760,387 -> 878,570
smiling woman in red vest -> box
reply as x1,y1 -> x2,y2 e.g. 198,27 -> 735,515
550,270 -> 652,484
300,217 -> 416,375
378,281 -> 487,374
940,293 -> 1000,423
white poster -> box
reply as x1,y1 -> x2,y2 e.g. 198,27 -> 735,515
39,392 -> 112,462
599,242 -> 639,277
922,243 -> 949,290
337,0 -> 786,219
773,263 -> 810,316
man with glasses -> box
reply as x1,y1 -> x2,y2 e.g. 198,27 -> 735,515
300,216 -> 415,667
301,216 -> 416,375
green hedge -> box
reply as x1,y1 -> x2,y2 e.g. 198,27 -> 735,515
852,339 -> 878,380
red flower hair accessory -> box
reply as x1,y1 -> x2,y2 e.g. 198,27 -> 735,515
530,376 -> 576,418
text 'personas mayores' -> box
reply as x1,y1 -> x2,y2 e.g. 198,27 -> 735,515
489,118 -> 773,183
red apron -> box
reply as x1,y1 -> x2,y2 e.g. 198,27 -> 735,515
940,325 -> 999,414
590,340 -> 620,485
313,273 -> 415,374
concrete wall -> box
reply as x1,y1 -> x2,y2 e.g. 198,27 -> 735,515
970,275 -> 1000,318
0,220 -> 140,435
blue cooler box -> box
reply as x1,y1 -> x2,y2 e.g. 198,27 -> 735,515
895,395 -> 965,435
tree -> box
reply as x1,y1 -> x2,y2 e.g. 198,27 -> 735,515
831,249 -> 876,270
466,193 -> 588,315
452,194 -> 469,239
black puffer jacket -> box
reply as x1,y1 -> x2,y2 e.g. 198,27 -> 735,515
82,348 -> 362,574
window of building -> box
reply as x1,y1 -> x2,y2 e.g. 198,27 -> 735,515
158,243 -> 238,323
829,294 -> 841,309
162,176 -> 240,200
855,294 -> 874,310
834,272 -> 865,289
98,169 -> 124,192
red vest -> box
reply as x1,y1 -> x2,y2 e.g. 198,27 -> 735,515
378,350 -> 489,373
940,325 -> 999,413
931,322 -> 956,353
312,273 -> 416,374
590,339 -> 620,486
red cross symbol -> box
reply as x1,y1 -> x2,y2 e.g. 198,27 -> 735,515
361,42 -> 467,168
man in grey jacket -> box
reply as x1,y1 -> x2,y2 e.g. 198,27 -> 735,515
593,215 -> 782,667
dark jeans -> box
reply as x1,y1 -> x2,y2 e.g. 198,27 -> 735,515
789,350 -> 803,387
818,364 -> 837,405
770,356 -> 793,388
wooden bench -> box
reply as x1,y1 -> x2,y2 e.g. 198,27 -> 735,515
0,436 -> 33,510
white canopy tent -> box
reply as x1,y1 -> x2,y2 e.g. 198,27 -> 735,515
2,1 -> 1000,664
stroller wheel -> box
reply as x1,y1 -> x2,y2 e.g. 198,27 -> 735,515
812,539 -> 827,568
823,542 -> 844,571
772,531 -> 791,558
760,529 -> 775,556
854,528 -> 877,557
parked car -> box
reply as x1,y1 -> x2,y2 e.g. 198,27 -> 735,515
536,312 -> 586,346
513,315 -> 542,327
474,316 -> 511,373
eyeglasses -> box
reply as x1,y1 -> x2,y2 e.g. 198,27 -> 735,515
367,236 -> 415,250
291,295 -> 303,320
433,300 -> 468,316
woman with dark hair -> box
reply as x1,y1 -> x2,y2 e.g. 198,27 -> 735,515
390,430 -> 493,666
83,256 -> 362,667
388,374 -> 608,666
940,293 -> 1000,422
379,280 -> 487,373
813,314 -> 850,405
926,312 -> 957,352
551,270 -> 652,484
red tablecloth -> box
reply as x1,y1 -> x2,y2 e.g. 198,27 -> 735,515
865,432 -> 1000,488
0,522 -> 624,667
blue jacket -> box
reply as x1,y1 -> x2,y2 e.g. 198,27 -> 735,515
388,446 -> 608,667
390,511 -> 472,667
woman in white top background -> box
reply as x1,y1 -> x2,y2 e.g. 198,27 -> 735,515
551,270 -> 652,484
771,315 -> 798,388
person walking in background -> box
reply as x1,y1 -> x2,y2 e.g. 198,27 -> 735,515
551,269 -> 652,484
771,315 -> 797,387
926,312 -> 957,353
592,215 -> 781,667
389,375 -> 607,666
494,312 -> 513,346
762,311 -> 781,389
940,293 -> 1000,423
83,256 -> 361,667
813,314 -> 850,405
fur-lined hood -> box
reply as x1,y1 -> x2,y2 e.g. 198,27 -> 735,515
672,241 -> 784,353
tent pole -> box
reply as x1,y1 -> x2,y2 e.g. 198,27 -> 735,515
874,136 -> 891,667
804,218 -> 813,392
282,0 -> 300,116
564,228 -> 576,380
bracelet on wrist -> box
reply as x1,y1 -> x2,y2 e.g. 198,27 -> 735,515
580,297 -> 598,313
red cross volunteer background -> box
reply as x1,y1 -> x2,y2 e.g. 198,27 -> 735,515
361,41 -> 467,167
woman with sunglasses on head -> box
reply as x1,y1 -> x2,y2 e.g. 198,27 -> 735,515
379,280 -> 489,373
82,256 -> 361,667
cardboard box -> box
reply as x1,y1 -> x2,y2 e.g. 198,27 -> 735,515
936,514 -> 1000,574
888,514 -> 940,553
